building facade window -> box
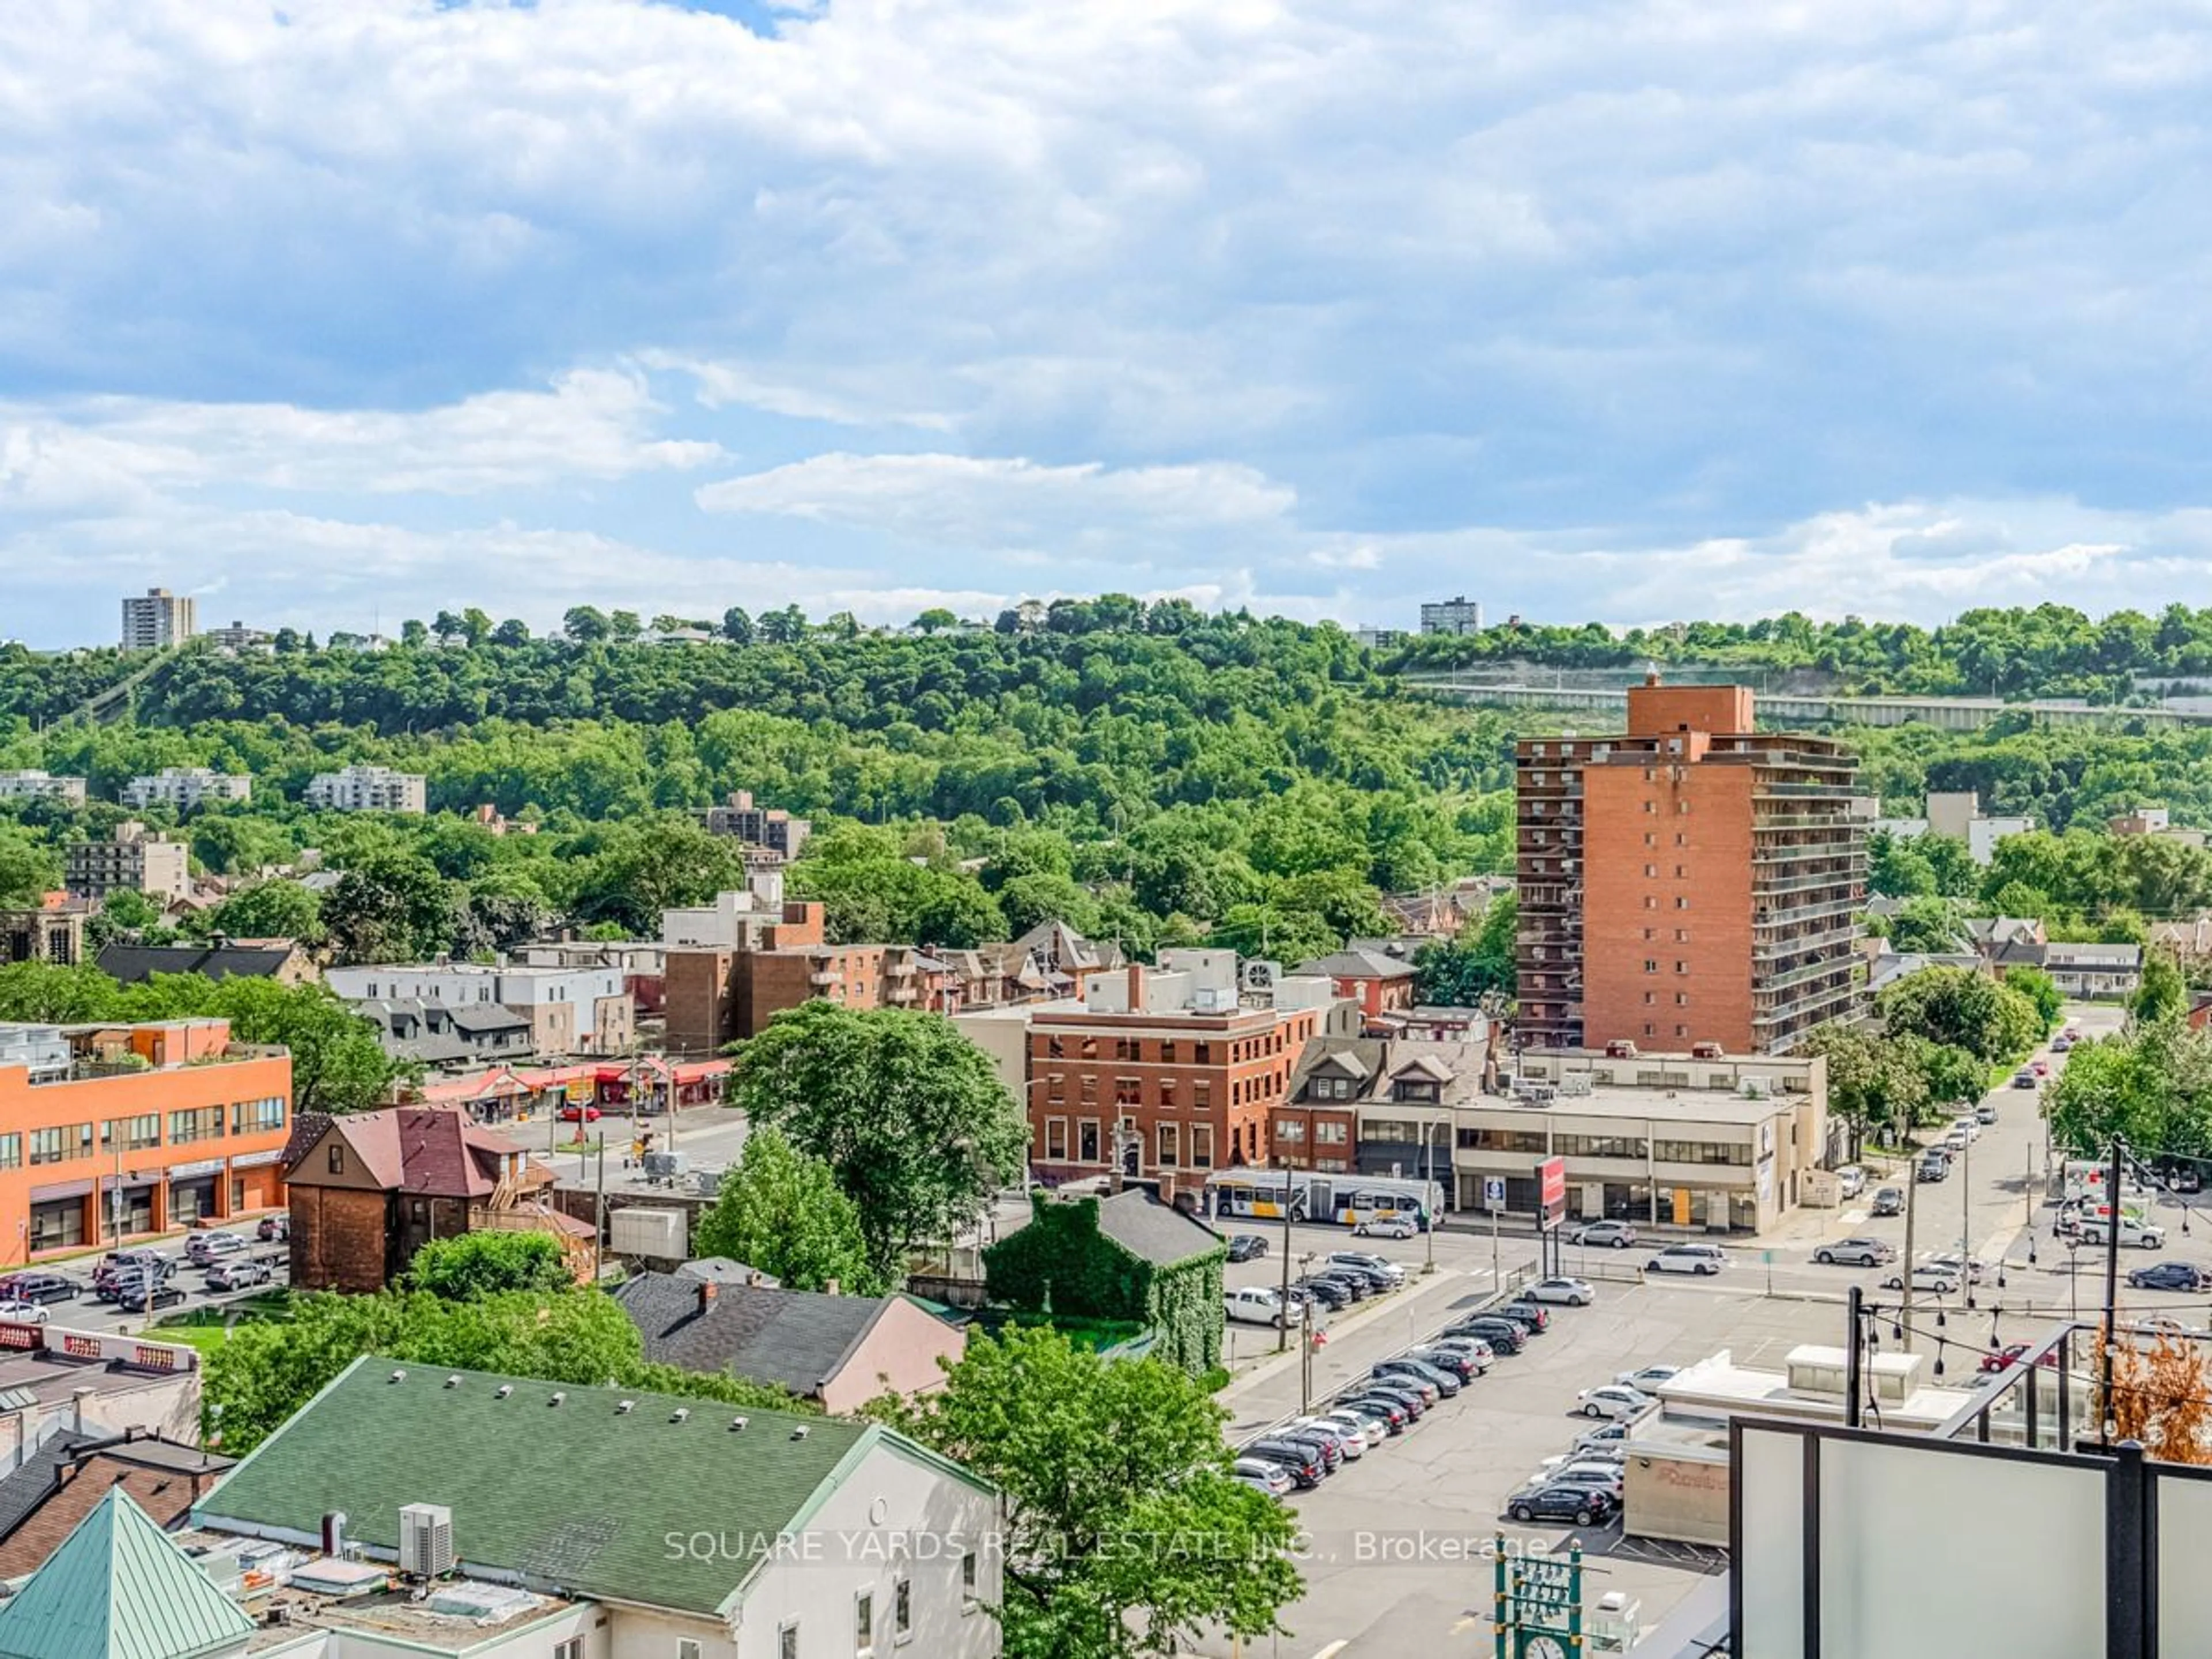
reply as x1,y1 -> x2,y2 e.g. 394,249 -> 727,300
1276,1120 -> 1306,1142
169,1107 -> 224,1144
28,1125 -> 90,1166
231,1097 -> 285,1135
779,1626 -> 800,1659
1191,1125 -> 1214,1168
855,1590 -> 874,1657
0,1134 -> 18,1171
961,1551 -> 979,1607
103,1114 -> 161,1152
1044,1119 -> 1067,1160
1157,1124 -> 1179,1167
1316,1122 -> 1348,1146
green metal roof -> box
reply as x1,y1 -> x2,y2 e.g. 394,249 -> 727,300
199,1357 -> 985,1616
0,1487 -> 255,1659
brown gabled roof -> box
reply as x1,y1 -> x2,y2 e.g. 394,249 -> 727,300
286,1107 -> 522,1197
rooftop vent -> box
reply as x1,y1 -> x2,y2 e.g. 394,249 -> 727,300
548,1392 -> 565,1407
388,1369 -> 406,1384
729,1416 -> 749,1432
494,1385 -> 513,1399
671,1407 -> 690,1424
791,1425 -> 809,1441
616,1399 -> 635,1414
443,1376 -> 461,1389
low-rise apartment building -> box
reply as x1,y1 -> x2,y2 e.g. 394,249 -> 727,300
0,772 -> 87,808
2042,941 -> 2143,999
0,1018 -> 292,1258
1016,952 -> 1353,1200
302,764 -> 427,813
63,821 -> 191,903
324,961 -> 634,1056
120,767 -> 253,810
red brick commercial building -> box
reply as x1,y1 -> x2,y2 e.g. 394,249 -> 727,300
1517,676 -> 1866,1055
1293,945 -> 1421,1025
1023,955 -> 1345,1201
0,1018 -> 293,1261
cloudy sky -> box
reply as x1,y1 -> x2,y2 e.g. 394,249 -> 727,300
3,0 -> 2210,647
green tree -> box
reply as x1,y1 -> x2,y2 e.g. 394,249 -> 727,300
1888,896 -> 1967,953
692,1127 -> 883,1293
0,834 -> 61,907
2133,952 -> 2190,1025
1413,894 -> 1516,1005
206,880 -> 325,946
913,609 -> 959,634
0,960 -> 126,1024
491,618 -> 532,648
873,1327 -> 1301,1659
1800,1022 -> 1930,1146
725,1003 -> 1028,1279
1878,967 -> 2040,1063
609,610 -> 645,643
720,606 -> 755,645
407,1232 -> 574,1299
2004,965 -> 2065,1032
97,888 -> 165,935
572,817 -> 748,933
323,854 -> 455,964
562,606 -> 611,643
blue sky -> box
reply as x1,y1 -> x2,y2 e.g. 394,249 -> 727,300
3,0 -> 2211,647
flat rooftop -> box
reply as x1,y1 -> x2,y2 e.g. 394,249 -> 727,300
1472,1082 -> 1806,1127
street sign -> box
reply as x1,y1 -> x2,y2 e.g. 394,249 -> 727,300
1537,1156 -> 1568,1227
1484,1177 -> 1508,1209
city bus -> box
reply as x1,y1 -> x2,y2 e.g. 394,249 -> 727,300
1202,1168 -> 1442,1231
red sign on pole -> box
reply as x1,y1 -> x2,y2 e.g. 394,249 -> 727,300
1537,1156 -> 1568,1228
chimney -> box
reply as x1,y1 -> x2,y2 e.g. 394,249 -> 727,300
1126,964 -> 1145,1009
699,1279 -> 718,1313
71,1387 -> 93,1435
321,1512 -> 348,1558
824,1278 -> 839,1296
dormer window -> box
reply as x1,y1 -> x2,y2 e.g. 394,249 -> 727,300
1393,1081 -> 1441,1104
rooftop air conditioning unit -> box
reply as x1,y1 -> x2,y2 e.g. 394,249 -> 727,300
1241,960 -> 1280,991
1605,1040 -> 1638,1059
398,1503 -> 454,1580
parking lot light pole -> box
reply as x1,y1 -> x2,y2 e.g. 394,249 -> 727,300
1277,1157 -> 1294,1355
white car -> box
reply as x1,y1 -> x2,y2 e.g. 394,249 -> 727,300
1315,1408 -> 1389,1450
0,1300 -> 49,1325
1353,1215 -> 1419,1241
1835,1165 -> 1866,1198
2080,1214 -> 2165,1249
1882,1264 -> 1961,1294
1526,1277 -> 1596,1306
1224,1287 -> 1297,1325
1300,1413 -> 1378,1455
1616,1365 -> 1680,1393
1922,1252 -> 1986,1285
1577,1384 -> 1653,1420
1646,1243 -> 1727,1276
1324,1251 -> 1406,1285
1540,1459 -> 1627,1495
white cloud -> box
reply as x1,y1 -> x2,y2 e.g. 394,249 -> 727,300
696,452 -> 1298,548
0,371 -> 719,504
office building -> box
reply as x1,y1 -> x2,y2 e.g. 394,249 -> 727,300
1419,594 -> 1484,635
0,772 -> 87,808
63,822 -> 190,903
0,1017 -> 291,1252
1014,952 -> 1351,1202
119,587 -> 196,651
303,764 -> 427,813
120,767 -> 253,810
699,788 -> 811,860
1516,675 -> 1865,1054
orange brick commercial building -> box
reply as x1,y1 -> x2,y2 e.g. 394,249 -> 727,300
1024,957 -> 1342,1201
0,1018 -> 293,1262
1517,676 -> 1866,1055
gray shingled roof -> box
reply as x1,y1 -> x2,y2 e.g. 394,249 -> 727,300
0,1433 -> 93,1543
95,944 -> 296,985
610,1273 -> 891,1398
1294,946 -> 1419,980
1092,1189 -> 1224,1267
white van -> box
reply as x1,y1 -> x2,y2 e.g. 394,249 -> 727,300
1224,1287 -> 1296,1325
1646,1243 -> 1728,1277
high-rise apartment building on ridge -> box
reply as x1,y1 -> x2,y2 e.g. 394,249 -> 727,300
1516,674 -> 1865,1055
1419,594 -> 1484,635
120,588 -> 196,650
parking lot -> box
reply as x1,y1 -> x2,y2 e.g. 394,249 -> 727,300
0,1222 -> 291,1334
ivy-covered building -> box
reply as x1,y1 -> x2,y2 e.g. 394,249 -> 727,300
984,1189 -> 1228,1372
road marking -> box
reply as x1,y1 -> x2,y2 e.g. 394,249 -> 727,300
1312,1641 -> 1353,1659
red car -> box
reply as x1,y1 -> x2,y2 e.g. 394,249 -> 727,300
558,1104 -> 602,1123
1980,1343 -> 2060,1376
2032,1060 -> 2050,1076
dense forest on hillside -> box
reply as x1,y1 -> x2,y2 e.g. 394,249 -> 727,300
1392,601 -> 2212,702
7,601 -> 2212,966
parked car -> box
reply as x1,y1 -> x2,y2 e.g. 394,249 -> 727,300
1267,1426 -> 1343,1472
1576,1384 -> 1652,1420
0,1300 -> 50,1324
1226,1234 -> 1270,1263
558,1103 -> 602,1122
1975,1101 -> 1999,1124
1508,1483 -> 1615,1527
2130,1262 -> 2206,1293
206,1259 -> 274,1291
1567,1219 -> 1638,1249
1443,1316 -> 1527,1354
1233,1457 -> 1296,1497
1225,1287 -> 1296,1326
256,1214 -> 290,1242
1951,1116 -> 1982,1142
1870,1187 -> 1905,1217
1426,1336 -> 1495,1372
1374,1357 -> 1463,1397
1354,1215 -> 1419,1240
1923,1252 -> 1986,1285
1615,1365 -> 1680,1393
1540,1460 -> 1627,1497
1286,1418 -> 1365,1461
1834,1165 -> 1866,1198
1336,1393 -> 1410,1433
1495,1301 -> 1551,1334
186,1232 -> 250,1266
1293,1276 -> 1353,1310
0,1273 -> 78,1306
2169,1165 -> 2205,1195
1813,1238 -> 1895,1267
1525,1277 -> 1596,1306
1646,1244 -> 1726,1276
2012,1070 -> 2039,1090
1241,1441 -> 1326,1488
1408,1347 -> 1480,1382
1942,1128 -> 1970,1153
1310,1270 -> 1370,1302
1882,1264 -> 1962,1294
1324,1251 -> 1405,1286
2032,1059 -> 2050,1076
1981,1343 -> 2062,1376
2052,1036 -> 2073,1054
1346,1382 -> 1427,1421
1917,1152 -> 1950,1183
1574,1421 -> 1631,1454
1316,1407 -> 1392,1448
2080,1214 -> 2165,1249
115,1282 -> 185,1313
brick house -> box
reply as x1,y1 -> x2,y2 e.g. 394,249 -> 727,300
282,1108 -> 585,1293
1293,944 -> 1421,1024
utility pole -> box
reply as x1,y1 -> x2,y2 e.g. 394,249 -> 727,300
1844,1285 -> 1865,1428
1277,1159 -> 1295,1355
2101,1135 -> 2126,1444
593,1139 -> 607,1282
1900,1145 -> 1919,1351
